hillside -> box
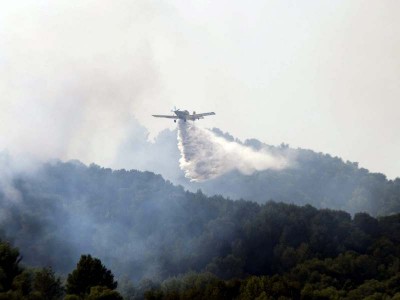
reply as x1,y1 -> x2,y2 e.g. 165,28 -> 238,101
1,159 -> 400,298
119,126 -> 400,216
0,157 -> 399,278
1,150 -> 400,299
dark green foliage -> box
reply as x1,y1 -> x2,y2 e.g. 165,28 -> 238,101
11,269 -> 33,297
354,212 -> 379,238
32,267 -> 64,300
138,208 -> 400,299
144,272 -> 241,300
0,241 -> 22,292
64,295 -> 80,300
0,155 -> 400,298
0,265 -> 63,300
86,286 -> 123,300
0,194 -> 399,299
1,158 -> 400,281
148,247 -> 400,299
66,255 -> 117,297
1,159 -> 400,282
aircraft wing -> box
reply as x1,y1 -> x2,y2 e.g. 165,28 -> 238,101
192,112 -> 216,118
152,115 -> 178,119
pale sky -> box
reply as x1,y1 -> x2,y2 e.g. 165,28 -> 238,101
1,1 -> 399,178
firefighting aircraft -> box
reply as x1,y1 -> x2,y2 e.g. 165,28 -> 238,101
152,108 -> 216,123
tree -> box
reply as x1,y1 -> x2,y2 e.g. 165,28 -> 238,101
0,241 -> 22,292
353,213 -> 379,238
32,267 -> 64,300
11,270 -> 33,297
66,255 -> 117,297
86,286 -> 123,300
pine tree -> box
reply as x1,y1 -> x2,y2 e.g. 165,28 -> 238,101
66,255 -> 117,296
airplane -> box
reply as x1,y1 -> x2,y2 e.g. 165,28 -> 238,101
152,108 -> 216,122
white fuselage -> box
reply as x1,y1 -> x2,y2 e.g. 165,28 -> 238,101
152,109 -> 215,122
174,110 -> 202,121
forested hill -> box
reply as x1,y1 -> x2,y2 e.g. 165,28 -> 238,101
0,160 -> 399,279
194,135 -> 400,216
1,159 -> 400,298
120,126 -> 400,216
1,160 -> 188,278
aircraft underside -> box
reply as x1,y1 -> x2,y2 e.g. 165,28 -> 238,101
153,109 -> 215,123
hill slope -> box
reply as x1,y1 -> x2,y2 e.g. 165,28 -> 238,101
1,158 -> 400,284
119,126 -> 400,216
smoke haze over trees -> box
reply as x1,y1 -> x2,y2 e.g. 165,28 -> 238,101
1,1 -> 400,298
0,152 -> 399,273
1,162 -> 400,298
1,122 -> 400,298
111,123 -> 400,216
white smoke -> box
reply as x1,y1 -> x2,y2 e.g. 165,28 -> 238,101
0,1 -> 171,168
177,121 -> 289,181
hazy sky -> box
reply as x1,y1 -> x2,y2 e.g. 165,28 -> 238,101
1,1 -> 399,178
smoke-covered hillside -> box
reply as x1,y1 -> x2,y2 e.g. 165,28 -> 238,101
116,123 -> 400,216
1,122 -> 400,287
1,157 -> 400,287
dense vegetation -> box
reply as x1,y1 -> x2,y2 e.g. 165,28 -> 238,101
143,212 -> 400,299
1,157 -> 400,298
0,242 -> 122,299
2,202 -> 400,299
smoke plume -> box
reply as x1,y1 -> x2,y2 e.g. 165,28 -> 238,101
177,121 -> 289,181
0,1 -> 173,168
